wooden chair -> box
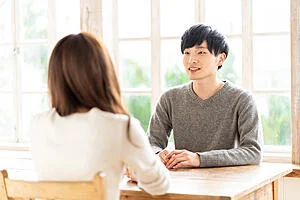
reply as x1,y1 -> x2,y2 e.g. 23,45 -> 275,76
0,170 -> 106,200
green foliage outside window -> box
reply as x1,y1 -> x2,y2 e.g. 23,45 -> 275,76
261,96 -> 291,145
123,59 -> 151,132
123,59 -> 150,88
124,95 -> 151,132
23,1 -> 47,40
217,50 -> 239,84
164,64 -> 189,88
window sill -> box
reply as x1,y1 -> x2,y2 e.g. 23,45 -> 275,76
263,152 -> 292,163
0,142 -> 30,151
0,142 -> 293,163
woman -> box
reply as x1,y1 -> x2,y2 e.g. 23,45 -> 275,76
30,32 -> 169,200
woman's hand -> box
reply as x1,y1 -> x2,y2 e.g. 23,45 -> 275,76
125,167 -> 137,183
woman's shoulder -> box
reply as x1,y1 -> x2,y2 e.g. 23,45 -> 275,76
88,107 -> 129,123
31,109 -> 57,123
88,108 -> 143,130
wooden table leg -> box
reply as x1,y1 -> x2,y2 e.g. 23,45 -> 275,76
273,180 -> 278,200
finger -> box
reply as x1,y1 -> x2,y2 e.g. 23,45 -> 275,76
165,154 -> 175,168
166,154 -> 186,169
162,149 -> 170,154
159,149 -> 171,164
166,150 -> 184,159
167,157 -> 186,169
127,170 -> 132,179
165,151 -> 186,166
125,168 -> 130,176
173,160 -> 189,169
160,156 -> 167,165
159,152 -> 168,165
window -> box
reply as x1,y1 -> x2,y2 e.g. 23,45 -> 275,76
103,0 -> 291,154
0,0 -> 80,144
0,0 -> 291,157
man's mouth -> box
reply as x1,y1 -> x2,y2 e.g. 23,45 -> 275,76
188,67 -> 201,71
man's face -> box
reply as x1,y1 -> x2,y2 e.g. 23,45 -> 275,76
183,41 -> 224,81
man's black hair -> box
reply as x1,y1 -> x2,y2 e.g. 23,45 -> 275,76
181,24 -> 229,70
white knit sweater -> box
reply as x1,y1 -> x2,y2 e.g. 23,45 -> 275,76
30,108 -> 169,200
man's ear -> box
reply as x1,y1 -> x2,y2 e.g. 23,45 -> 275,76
218,53 -> 226,66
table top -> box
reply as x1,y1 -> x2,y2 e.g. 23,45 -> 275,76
5,162 -> 295,199
120,162 -> 293,199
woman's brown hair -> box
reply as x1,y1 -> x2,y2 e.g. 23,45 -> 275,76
48,32 -> 126,116
48,33 -> 136,143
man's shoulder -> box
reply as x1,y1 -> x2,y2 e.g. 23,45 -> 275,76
225,81 -> 252,97
224,81 -> 256,105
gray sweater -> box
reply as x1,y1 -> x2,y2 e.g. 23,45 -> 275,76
148,81 -> 263,167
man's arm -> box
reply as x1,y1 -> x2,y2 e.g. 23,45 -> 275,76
147,93 -> 172,154
198,94 -> 263,167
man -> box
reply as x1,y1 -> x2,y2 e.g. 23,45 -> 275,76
148,24 -> 263,168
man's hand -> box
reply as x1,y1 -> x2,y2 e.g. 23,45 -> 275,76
157,149 -> 171,165
165,149 -> 200,169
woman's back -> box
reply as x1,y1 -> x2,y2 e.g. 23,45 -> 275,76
30,107 -> 169,200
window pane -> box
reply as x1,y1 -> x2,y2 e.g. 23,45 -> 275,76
22,93 -> 49,141
119,40 -> 151,89
0,93 -> 15,140
123,94 -> 151,132
56,0 -> 80,39
253,0 -> 290,33
0,0 -> 12,42
0,45 -> 14,90
218,38 -> 242,86
118,0 -> 150,38
21,44 -> 48,91
253,35 -> 290,90
205,0 -> 242,35
255,94 -> 291,146
21,0 -> 48,40
160,0 -> 195,37
161,39 -> 189,89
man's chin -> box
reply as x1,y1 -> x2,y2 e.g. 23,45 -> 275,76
187,76 -> 198,81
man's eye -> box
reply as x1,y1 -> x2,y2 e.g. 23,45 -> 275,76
184,52 -> 190,55
198,51 -> 206,55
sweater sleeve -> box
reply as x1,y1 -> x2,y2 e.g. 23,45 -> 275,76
198,94 -> 263,167
122,117 -> 170,195
147,93 -> 172,154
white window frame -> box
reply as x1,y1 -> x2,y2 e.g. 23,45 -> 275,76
0,0 -> 293,163
0,0 -> 56,148
109,0 -> 292,162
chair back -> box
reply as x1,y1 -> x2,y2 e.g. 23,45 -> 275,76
0,170 -> 106,200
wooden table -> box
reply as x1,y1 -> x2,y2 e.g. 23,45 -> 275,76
120,163 -> 292,200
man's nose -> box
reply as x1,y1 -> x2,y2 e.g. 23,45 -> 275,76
188,55 -> 198,63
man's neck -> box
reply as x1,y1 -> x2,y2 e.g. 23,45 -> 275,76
192,79 -> 224,100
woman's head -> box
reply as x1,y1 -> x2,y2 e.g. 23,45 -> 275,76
48,32 -> 127,116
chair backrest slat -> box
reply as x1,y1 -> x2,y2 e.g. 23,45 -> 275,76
0,170 -> 9,200
0,170 -> 106,200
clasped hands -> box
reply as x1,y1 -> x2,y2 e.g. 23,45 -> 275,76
158,149 -> 200,169
125,149 -> 200,182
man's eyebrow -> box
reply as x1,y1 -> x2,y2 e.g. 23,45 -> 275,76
194,45 -> 207,49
